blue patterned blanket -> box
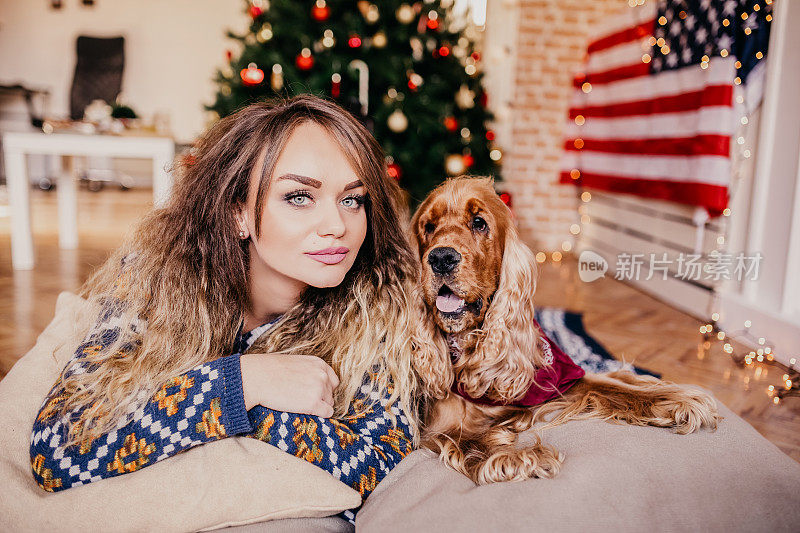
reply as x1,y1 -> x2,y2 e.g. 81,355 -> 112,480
534,308 -> 660,378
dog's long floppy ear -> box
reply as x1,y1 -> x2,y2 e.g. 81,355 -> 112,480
410,287 -> 453,399
461,222 -> 543,403
409,201 -> 453,399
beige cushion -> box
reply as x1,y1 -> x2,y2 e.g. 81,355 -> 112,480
0,292 -> 360,532
356,399 -> 800,532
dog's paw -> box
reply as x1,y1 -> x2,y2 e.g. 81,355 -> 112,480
475,443 -> 564,484
658,388 -> 721,435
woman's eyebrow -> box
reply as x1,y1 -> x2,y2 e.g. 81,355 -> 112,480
344,180 -> 363,191
276,173 -> 322,188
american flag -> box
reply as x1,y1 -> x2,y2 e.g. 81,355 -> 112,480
559,0 -> 772,217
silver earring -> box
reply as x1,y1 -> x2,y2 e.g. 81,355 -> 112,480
238,230 -> 247,239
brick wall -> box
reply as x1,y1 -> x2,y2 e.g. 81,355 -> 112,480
501,0 -> 630,252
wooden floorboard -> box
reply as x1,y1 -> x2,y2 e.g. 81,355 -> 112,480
1,188 -> 798,463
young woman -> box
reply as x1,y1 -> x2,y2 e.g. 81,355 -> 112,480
30,94 -> 424,523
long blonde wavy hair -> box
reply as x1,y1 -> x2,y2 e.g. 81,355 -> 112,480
55,95 -> 423,448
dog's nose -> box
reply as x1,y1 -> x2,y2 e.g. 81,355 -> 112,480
428,247 -> 461,274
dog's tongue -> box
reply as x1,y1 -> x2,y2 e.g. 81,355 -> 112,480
436,293 -> 465,313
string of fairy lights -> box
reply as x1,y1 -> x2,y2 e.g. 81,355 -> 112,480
553,0 -> 797,403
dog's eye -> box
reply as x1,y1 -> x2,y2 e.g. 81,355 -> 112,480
424,222 -> 436,235
472,216 -> 488,233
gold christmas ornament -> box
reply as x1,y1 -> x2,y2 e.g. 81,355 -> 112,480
455,85 -> 476,109
445,154 -> 466,176
372,31 -> 387,48
257,24 -> 273,42
410,37 -> 424,61
322,29 -> 335,48
271,63 -> 284,91
396,3 -> 415,24
387,109 -> 408,132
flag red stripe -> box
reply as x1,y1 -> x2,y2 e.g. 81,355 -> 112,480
573,63 -> 650,88
563,134 -> 731,157
586,20 -> 655,54
569,85 -> 733,119
558,171 -> 728,216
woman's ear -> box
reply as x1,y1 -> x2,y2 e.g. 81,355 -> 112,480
460,223 -> 543,403
235,203 -> 250,239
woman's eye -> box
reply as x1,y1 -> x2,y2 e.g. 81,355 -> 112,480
472,216 -> 488,232
285,193 -> 312,206
342,195 -> 365,209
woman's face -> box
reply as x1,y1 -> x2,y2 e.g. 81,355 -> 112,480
240,121 -> 369,290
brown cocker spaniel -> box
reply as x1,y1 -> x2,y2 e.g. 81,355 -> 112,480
410,176 -> 720,484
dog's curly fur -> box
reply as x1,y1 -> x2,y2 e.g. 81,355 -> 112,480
410,176 -> 720,484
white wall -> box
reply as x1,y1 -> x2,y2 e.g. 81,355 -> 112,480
0,0 -> 248,143
719,0 -> 800,368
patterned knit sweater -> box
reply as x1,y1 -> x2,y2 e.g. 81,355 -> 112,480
30,309 -> 413,522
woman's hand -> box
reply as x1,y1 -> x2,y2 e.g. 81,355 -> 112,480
240,353 -> 340,417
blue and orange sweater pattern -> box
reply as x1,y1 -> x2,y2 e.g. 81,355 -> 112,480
30,311 -> 413,520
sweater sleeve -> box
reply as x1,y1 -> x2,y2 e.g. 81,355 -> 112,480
243,378 -> 414,503
30,330 -> 253,492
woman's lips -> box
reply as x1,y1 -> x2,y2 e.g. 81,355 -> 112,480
306,247 -> 349,265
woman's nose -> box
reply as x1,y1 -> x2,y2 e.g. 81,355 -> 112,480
317,200 -> 346,237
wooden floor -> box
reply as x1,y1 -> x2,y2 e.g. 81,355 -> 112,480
1,188 -> 798,463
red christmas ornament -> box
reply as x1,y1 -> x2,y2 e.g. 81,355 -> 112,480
499,192 -> 512,207
249,4 -> 263,18
295,50 -> 314,70
438,45 -> 450,57
463,154 -> 475,167
479,91 -> 488,107
427,18 -> 439,30
348,35 -> 362,48
240,63 -> 264,86
387,162 -> 402,180
311,1 -> 330,21
444,116 -> 458,132
486,130 -> 496,141
471,51 -> 481,61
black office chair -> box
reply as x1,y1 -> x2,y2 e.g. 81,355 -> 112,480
69,36 -> 125,120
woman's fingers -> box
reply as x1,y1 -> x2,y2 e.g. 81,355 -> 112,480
241,353 -> 341,417
315,399 -> 335,418
326,364 -> 340,389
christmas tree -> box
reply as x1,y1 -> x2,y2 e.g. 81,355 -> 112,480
207,0 -> 501,204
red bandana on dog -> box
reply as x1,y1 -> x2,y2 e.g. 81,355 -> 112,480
449,319 -> 586,407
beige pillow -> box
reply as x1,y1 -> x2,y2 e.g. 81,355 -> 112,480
0,292 -> 360,532
358,397 -> 800,531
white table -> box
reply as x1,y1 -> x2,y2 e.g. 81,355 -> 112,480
2,131 -> 174,270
